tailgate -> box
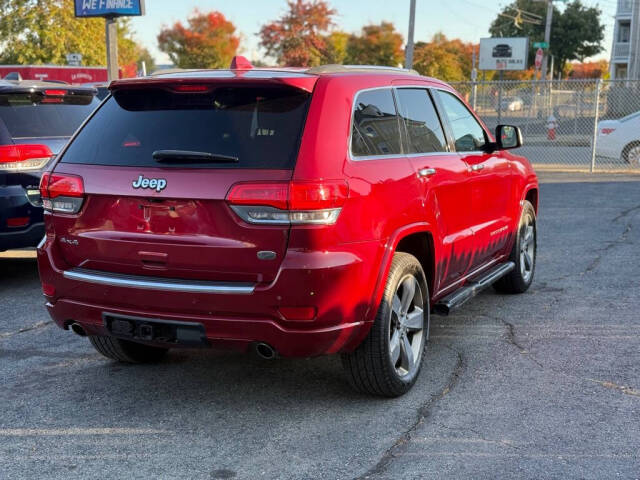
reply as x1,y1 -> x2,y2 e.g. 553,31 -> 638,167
48,81 -> 313,284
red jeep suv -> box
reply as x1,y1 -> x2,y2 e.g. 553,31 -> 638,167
38,61 -> 538,396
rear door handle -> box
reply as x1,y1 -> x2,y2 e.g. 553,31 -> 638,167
418,168 -> 437,177
470,164 -> 485,172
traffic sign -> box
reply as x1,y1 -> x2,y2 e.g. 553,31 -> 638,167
534,48 -> 544,70
66,53 -> 82,66
533,42 -> 549,49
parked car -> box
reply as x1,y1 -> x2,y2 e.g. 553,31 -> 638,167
0,80 -> 98,251
492,44 -> 513,58
500,96 -> 524,112
596,111 -> 640,165
38,60 -> 538,396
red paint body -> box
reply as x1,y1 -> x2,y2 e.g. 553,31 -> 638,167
37,69 -> 538,357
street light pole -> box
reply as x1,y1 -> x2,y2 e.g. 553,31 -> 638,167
541,0 -> 553,80
105,17 -> 119,82
404,0 -> 416,69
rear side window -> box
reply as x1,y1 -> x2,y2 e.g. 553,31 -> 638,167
61,86 -> 311,169
437,91 -> 486,152
395,88 -> 447,154
0,93 -> 98,140
351,89 -> 402,157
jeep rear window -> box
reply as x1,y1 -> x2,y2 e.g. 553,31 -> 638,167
60,86 -> 311,169
0,93 -> 98,140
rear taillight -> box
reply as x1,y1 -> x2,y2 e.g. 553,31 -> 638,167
41,89 -> 66,104
227,180 -> 348,225
601,128 -> 616,135
0,144 -> 53,172
39,172 -> 85,214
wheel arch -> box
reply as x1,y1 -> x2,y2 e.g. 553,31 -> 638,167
524,187 -> 539,213
369,224 -> 438,322
622,140 -> 640,162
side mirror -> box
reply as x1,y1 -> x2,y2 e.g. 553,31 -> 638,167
496,125 -> 523,150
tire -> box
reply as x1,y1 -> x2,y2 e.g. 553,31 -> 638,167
342,252 -> 429,397
622,142 -> 640,166
494,200 -> 537,294
88,335 -> 168,363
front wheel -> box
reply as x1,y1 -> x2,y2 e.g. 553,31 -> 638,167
494,200 -> 537,294
622,142 -> 640,166
342,252 -> 429,397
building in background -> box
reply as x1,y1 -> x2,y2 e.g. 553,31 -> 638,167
610,0 -> 640,79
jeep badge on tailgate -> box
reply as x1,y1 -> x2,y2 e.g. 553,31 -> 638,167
132,175 -> 167,192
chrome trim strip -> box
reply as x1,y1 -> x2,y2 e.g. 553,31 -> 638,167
62,268 -> 255,295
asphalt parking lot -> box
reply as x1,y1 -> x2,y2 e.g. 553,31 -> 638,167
1,172 -> 639,480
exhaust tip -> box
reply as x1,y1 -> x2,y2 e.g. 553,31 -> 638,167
254,342 -> 277,360
70,322 -> 87,337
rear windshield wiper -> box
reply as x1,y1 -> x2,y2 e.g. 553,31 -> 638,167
152,150 -> 239,164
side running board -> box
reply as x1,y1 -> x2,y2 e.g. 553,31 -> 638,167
433,261 -> 515,316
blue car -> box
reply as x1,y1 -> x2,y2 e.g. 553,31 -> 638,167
0,80 -> 99,251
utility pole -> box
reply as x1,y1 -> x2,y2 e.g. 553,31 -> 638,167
541,0 -> 553,80
105,17 -> 119,82
404,0 -> 417,69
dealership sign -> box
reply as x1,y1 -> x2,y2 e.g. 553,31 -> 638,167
74,0 -> 145,17
479,37 -> 529,71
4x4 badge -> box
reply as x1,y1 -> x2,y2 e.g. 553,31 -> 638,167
132,175 -> 167,192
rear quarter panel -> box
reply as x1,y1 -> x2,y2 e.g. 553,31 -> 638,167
292,75 -> 446,322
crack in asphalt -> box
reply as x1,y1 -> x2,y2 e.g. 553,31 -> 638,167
547,203 -> 637,283
497,317 -> 640,400
0,321 -> 53,340
611,203 -> 640,223
500,319 -> 544,368
354,346 -> 465,480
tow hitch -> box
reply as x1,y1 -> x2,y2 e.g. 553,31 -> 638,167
103,312 -> 208,347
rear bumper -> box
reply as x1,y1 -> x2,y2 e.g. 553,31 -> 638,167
0,184 -> 44,250
38,233 -> 382,357
0,222 -> 44,251
45,299 -> 366,357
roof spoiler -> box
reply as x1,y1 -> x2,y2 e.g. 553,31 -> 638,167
110,73 -> 318,94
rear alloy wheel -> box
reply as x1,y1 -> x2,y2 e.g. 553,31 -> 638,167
342,252 -> 429,397
89,336 -> 168,364
494,200 -> 537,294
623,143 -> 640,166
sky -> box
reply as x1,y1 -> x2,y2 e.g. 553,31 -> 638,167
127,0 -> 617,67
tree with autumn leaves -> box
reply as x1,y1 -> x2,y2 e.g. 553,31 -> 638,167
157,11 -> 240,69
259,1 -> 404,68
259,0 -> 336,67
0,0 -> 152,76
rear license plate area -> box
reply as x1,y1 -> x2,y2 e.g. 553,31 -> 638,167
102,312 -> 208,347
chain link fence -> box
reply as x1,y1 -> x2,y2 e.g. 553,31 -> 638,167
450,79 -> 640,172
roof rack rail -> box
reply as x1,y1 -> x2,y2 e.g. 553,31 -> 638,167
306,64 -> 419,75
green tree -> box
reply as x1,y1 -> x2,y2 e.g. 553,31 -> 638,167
489,0 -> 604,75
345,22 -> 404,67
157,10 -> 239,69
324,31 -> 349,64
259,0 -> 336,67
0,0 -> 148,74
